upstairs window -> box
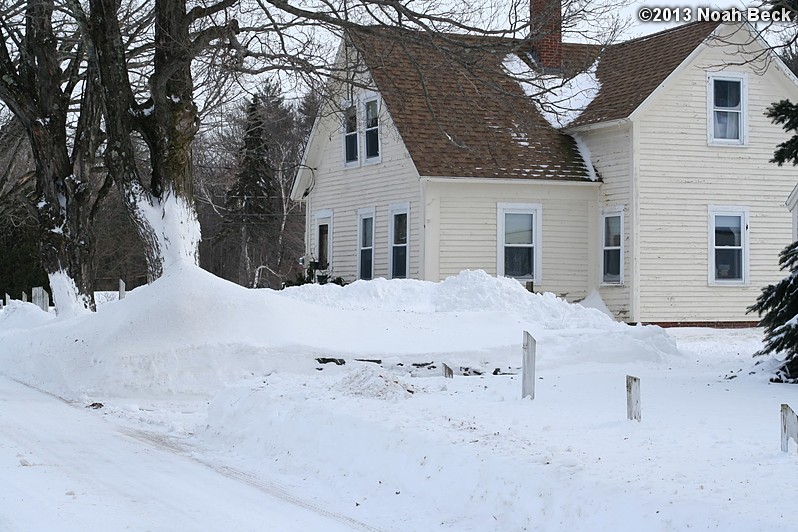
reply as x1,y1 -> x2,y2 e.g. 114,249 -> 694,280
365,99 -> 380,159
344,105 -> 358,163
343,95 -> 381,166
601,208 -> 624,285
708,73 -> 746,145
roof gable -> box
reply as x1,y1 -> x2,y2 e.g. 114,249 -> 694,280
568,22 -> 718,127
340,22 -> 723,181
350,29 -> 594,181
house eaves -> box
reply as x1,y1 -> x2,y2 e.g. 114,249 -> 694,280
420,175 -> 600,186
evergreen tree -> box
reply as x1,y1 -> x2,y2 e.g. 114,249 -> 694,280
748,98 -> 798,381
298,90 -> 322,140
749,242 -> 798,381
224,93 -> 275,286
222,81 -> 299,287
780,44 -> 798,78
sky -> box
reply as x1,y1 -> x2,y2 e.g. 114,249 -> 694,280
622,0 -> 793,39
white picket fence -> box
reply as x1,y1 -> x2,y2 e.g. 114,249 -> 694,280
522,331 -> 536,400
782,404 -> 798,453
2,278 -> 128,312
626,375 -> 641,422
3,287 -> 50,312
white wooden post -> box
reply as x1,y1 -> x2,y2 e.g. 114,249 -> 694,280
21,291 -> 27,303
4,293 -> 9,306
31,287 -> 49,312
522,331 -> 536,400
119,279 -> 126,300
781,404 -> 798,453
626,375 -> 641,422
442,363 -> 453,379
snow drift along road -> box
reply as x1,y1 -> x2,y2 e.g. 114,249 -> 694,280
0,264 -> 678,398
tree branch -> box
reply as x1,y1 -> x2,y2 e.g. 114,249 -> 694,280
187,0 -> 238,24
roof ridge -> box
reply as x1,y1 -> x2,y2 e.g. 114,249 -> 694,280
615,21 -> 720,47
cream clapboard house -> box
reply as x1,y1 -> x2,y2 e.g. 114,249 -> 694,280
291,21 -> 798,325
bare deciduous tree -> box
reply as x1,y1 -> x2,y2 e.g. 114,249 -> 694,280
0,0 -> 108,313
3,0 -> 630,310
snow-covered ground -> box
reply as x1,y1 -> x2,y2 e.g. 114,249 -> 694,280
2,263 -> 797,531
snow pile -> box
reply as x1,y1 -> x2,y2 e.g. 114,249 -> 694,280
0,300 -> 55,330
283,269 -> 679,369
579,289 -> 614,318
281,276 -> 435,313
200,327 -> 782,531
137,192 -> 202,269
203,374 -> 562,531
331,364 -> 416,400
3,263 -> 792,532
49,270 -> 93,317
0,264 -> 678,398
284,269 -> 613,329
502,52 -> 601,128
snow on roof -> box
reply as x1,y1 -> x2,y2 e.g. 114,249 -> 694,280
351,29 -> 594,181
572,134 -> 598,181
502,53 -> 601,129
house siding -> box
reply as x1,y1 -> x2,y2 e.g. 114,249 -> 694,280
424,179 -> 599,301
577,125 -> 633,320
633,27 -> 798,322
304,96 -> 423,282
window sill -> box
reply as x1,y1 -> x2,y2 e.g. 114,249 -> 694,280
507,276 -> 538,283
363,156 -> 381,166
600,282 -> 625,287
707,140 -> 747,148
708,280 -> 748,287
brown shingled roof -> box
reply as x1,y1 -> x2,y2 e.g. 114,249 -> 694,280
348,21 -> 718,179
568,22 -> 719,127
349,29 -> 593,181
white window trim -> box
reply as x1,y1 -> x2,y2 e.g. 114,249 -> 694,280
708,205 -> 749,286
341,100 -> 359,168
388,202 -> 410,279
362,92 -> 382,165
313,209 -> 333,272
707,71 -> 747,146
357,207 -> 376,280
497,203 -> 542,283
600,206 -> 624,286
793,208 -> 798,242
342,93 -> 382,168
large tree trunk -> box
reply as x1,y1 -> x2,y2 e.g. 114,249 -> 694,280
88,0 -> 201,282
151,0 -> 198,201
0,0 -> 100,315
29,121 -> 96,314
145,0 -> 201,272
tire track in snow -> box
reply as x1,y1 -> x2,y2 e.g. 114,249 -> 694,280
121,428 -> 385,532
2,374 -> 384,532
0,372 -> 78,405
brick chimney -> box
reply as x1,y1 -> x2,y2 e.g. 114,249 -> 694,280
531,0 -> 562,71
